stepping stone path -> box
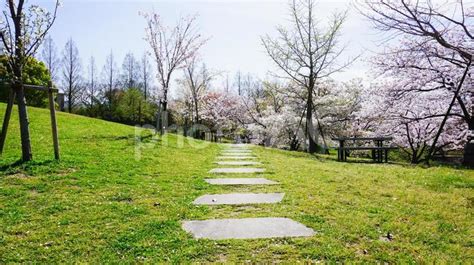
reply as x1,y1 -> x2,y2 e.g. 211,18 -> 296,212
182,144 -> 315,240
183,218 -> 315,240
217,156 -> 256,160
204,178 -> 278,185
209,167 -> 265,174
215,161 -> 261,166
223,148 -> 251,151
220,153 -> 254,157
193,193 -> 284,205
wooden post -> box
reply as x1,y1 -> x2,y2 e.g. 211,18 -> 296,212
0,88 -> 16,155
48,81 -> 60,160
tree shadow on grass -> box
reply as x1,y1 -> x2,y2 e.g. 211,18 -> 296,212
0,159 -> 60,176
314,153 -> 407,166
78,134 -> 160,145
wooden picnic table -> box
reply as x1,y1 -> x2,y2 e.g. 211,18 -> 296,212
331,137 -> 396,163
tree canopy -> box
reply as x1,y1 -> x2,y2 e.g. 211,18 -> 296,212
0,55 -> 52,107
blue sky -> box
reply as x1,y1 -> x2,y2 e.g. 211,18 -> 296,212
40,0 -> 381,91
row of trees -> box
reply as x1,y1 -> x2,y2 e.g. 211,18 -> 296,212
38,36 -> 157,124
241,0 -> 472,164
1,0 -> 472,165
167,0 -> 473,165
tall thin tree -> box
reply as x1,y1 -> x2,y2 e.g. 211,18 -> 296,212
140,52 -> 153,100
40,35 -> 60,83
0,0 -> 59,161
261,0 -> 352,153
61,38 -> 82,113
121,52 -> 139,89
102,50 -> 118,107
181,57 -> 213,124
234,71 -> 242,96
85,56 -> 98,111
142,12 -> 206,133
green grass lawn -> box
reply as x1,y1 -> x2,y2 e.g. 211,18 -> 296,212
1,103 -> 473,263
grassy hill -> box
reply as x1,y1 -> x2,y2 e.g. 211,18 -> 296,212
0,103 -> 473,262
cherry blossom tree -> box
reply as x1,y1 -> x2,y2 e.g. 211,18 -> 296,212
261,0 -> 353,153
200,91 -> 243,136
314,78 -> 364,150
355,80 -> 466,164
247,105 -> 304,149
179,57 -> 214,125
142,12 -> 206,133
240,78 -> 307,149
359,0 -> 474,164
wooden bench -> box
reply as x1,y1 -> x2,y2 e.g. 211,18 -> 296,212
331,137 -> 397,163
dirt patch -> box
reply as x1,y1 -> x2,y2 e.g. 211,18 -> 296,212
6,172 -> 30,179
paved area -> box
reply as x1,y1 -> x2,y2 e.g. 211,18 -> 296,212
204,178 -> 278,185
182,218 -> 315,239
193,193 -> 284,205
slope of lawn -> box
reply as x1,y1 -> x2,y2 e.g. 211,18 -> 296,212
0,103 -> 473,263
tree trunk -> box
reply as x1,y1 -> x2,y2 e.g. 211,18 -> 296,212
68,89 -> 72,113
411,151 -> 418,164
306,91 -> 318,153
138,100 -> 142,126
464,119 -> 474,167
144,82 -> 147,101
194,100 -> 199,124
15,83 -> 33,161
157,99 -> 168,135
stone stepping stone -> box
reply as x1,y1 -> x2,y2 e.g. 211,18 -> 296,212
182,217 -> 315,239
222,149 -> 251,153
215,161 -> 261,166
222,151 -> 252,155
224,144 -> 248,148
221,153 -> 254,156
209,168 -> 265,174
217,156 -> 256,160
193,193 -> 284,205
205,178 -> 278,185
